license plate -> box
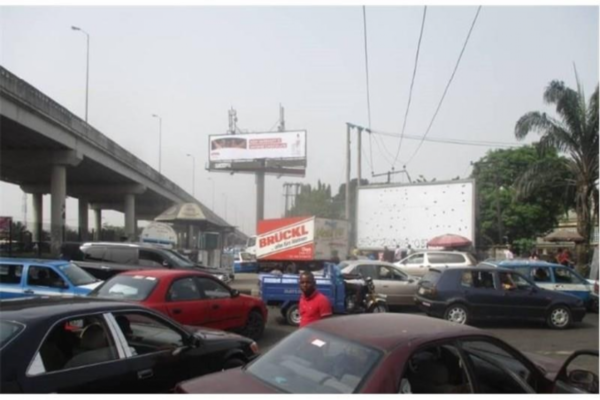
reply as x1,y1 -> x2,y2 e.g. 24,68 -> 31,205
422,301 -> 431,307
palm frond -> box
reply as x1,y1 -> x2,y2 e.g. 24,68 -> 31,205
514,112 -> 556,140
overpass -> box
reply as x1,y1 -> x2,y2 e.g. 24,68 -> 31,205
0,66 -> 242,256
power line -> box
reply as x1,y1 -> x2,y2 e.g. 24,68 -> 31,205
406,6 -> 483,166
369,127 -> 516,148
362,6 -> 372,129
392,6 -> 427,168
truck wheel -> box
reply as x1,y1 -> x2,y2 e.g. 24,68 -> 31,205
285,304 -> 301,326
368,303 -> 388,313
546,305 -> 572,329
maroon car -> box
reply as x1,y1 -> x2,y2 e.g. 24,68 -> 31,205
176,314 -> 598,394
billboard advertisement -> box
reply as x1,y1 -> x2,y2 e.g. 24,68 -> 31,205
209,131 -> 306,162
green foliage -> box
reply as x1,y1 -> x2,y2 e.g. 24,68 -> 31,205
287,180 -> 339,219
471,145 -> 570,246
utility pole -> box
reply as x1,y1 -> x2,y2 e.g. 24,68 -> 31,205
345,123 -> 351,221
371,167 -> 412,184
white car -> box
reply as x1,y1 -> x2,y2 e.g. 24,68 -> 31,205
395,251 -> 476,277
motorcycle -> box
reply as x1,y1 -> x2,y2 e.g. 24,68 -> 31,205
344,275 -> 388,314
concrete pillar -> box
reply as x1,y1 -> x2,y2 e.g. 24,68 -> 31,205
188,225 -> 194,248
94,209 -> 102,241
50,165 -> 66,257
124,194 -> 136,242
32,193 -> 43,244
78,198 -> 89,241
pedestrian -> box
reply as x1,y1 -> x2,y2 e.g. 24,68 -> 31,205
503,246 -> 514,260
555,248 -> 563,264
407,245 -> 415,256
383,246 -> 394,263
557,248 -> 573,268
529,250 -> 539,261
298,271 -> 332,328
394,245 -> 402,262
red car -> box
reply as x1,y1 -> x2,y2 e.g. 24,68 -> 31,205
176,314 -> 598,394
89,269 -> 267,340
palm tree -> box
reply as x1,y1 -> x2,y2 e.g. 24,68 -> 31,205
514,79 -> 599,268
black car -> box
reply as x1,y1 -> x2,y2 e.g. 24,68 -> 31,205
0,297 -> 258,393
414,266 -> 586,329
64,242 -> 233,284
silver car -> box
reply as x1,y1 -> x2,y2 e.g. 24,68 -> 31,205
340,260 -> 420,306
395,251 -> 476,277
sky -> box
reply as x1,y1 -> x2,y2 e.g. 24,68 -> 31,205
0,4 -> 598,236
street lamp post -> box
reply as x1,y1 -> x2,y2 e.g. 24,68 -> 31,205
71,26 -> 90,122
186,154 -> 196,197
208,177 -> 215,209
151,114 -> 162,173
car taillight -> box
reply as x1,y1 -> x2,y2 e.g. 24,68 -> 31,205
418,286 -> 437,298
250,341 -> 260,354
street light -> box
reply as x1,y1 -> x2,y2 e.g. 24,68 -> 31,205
71,26 -> 90,122
186,153 -> 196,197
151,114 -> 162,173
208,177 -> 215,209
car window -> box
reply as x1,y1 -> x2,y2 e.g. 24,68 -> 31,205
530,267 -> 551,283
27,266 -> 67,289
0,264 -> 23,284
404,254 -> 425,265
469,271 -> 496,290
444,254 -> 467,264
139,249 -> 165,268
499,272 -> 532,291
57,263 -> 97,286
105,248 -> 136,264
460,340 -> 536,393
89,275 -> 158,300
83,246 -> 107,262
378,265 -> 405,281
168,277 -> 201,301
401,344 -> 473,394
428,253 -> 452,264
554,268 -> 583,284
196,277 -> 231,299
0,321 -> 24,349
246,328 -> 382,394
28,315 -> 119,375
421,270 -> 442,285
111,312 -> 185,357
357,265 -> 377,279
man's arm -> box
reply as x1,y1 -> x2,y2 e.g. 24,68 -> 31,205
320,296 -> 333,318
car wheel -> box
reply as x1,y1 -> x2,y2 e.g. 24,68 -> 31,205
241,310 -> 265,340
222,357 -> 246,370
547,305 -> 572,329
444,304 -> 469,325
285,304 -> 301,326
367,303 -> 388,313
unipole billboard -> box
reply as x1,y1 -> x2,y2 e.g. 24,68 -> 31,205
208,130 -> 307,163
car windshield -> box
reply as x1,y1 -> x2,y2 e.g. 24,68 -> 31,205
0,321 -> 23,348
165,250 -> 196,268
421,270 -> 442,285
58,263 -> 98,286
89,275 -> 159,301
240,252 -> 254,261
246,328 -> 382,394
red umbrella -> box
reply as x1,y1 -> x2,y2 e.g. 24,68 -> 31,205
428,234 -> 472,248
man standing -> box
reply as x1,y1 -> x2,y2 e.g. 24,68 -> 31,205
394,245 -> 402,262
299,271 -> 332,328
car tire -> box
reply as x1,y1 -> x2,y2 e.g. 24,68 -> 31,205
547,305 -> 572,329
444,303 -> 469,325
285,304 -> 301,326
367,302 -> 388,313
222,357 -> 246,370
241,310 -> 265,340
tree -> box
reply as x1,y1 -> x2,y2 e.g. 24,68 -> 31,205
287,180 -> 339,219
471,146 -> 571,249
515,79 -> 599,267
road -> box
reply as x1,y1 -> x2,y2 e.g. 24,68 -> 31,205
232,273 -> 599,370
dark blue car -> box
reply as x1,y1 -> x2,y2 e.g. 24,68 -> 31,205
414,266 -> 586,329
0,259 -> 102,300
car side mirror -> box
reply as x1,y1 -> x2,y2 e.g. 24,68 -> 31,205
568,370 -> 598,392
231,289 -> 240,298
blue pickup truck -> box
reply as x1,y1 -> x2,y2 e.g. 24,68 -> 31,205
0,258 -> 102,300
259,263 -> 387,325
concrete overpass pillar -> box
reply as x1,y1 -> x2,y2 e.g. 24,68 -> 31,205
188,225 -> 194,248
79,198 -> 89,241
51,164 -> 66,257
32,193 -> 43,244
124,194 -> 136,242
94,208 -> 102,241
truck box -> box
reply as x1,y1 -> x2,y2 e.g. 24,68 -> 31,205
256,216 -> 350,261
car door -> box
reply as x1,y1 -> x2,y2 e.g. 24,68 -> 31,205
164,277 -> 210,326
551,267 -> 591,302
24,264 -> 71,297
398,253 -> 427,276
460,270 -> 504,319
21,312 -> 130,393
496,271 -> 550,320
108,311 -> 199,393
195,276 -> 245,331
374,265 -> 415,306
0,262 -> 25,299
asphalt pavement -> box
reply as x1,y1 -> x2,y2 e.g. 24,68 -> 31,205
231,273 -> 599,369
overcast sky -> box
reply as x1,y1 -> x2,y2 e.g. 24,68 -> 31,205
0,5 -> 598,235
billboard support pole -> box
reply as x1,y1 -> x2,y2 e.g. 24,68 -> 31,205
345,123 -> 351,221
256,167 -> 265,225
356,127 -> 363,248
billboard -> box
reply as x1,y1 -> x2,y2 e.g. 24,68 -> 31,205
209,131 -> 306,162
356,180 -> 476,250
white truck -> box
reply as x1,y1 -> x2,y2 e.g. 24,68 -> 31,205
356,179 -> 476,251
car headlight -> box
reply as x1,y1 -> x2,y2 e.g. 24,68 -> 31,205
250,341 -> 259,355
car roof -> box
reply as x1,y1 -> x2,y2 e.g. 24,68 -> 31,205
340,260 -> 398,267
81,242 -> 166,250
119,269 -> 212,279
430,265 -> 504,273
310,314 -> 483,352
0,258 -> 70,267
0,297 -> 146,324
480,259 -> 564,268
